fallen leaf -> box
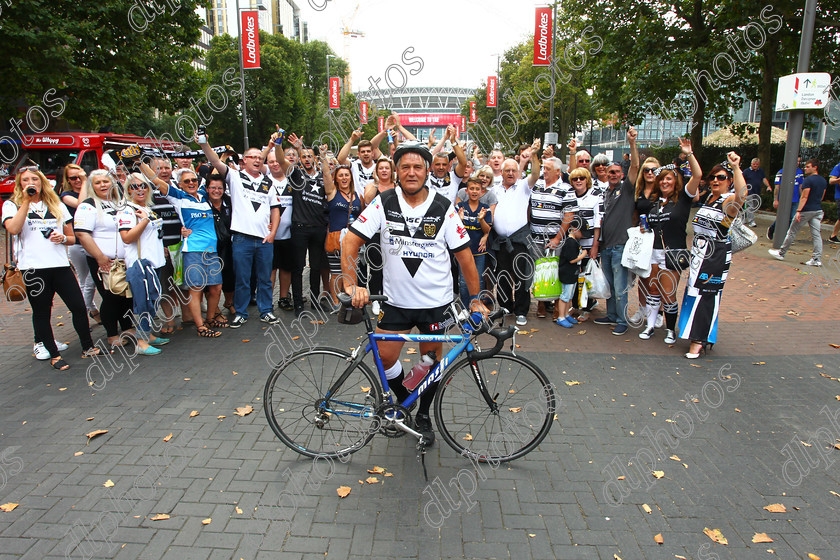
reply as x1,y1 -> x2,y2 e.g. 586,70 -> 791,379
490,370 -> 497,375
365,476 -> 379,484
234,405 -> 254,417
242,339 -> 250,343
56,322 -> 64,326
360,386 -> 371,392
508,389 -> 515,394
74,451 -> 84,456
217,415 -> 226,420
763,503 -> 786,513
0,503 -> 19,512
104,480 -> 115,488
613,555 -> 622,560
509,407 -> 522,413
703,527 -> 728,545
384,473 -> 394,477
816,364 -> 824,368
85,429 -> 108,443
515,344 -> 521,348
735,408 -> 741,413
830,490 -> 840,498
86,417 -> 94,421
652,471 -> 664,479
189,411 -> 199,418
150,514 -> 170,521
800,441 -> 812,447
617,475 -> 625,480
201,518 -> 211,525
530,329 -> 539,333
518,330 -> 529,334
642,504 -> 652,514
463,433 -> 473,441
576,330 -> 586,335
367,466 -> 386,474
669,455 -> 680,461
651,412 -> 656,416
184,378 -> 190,381
235,507 -> 243,514
59,387 -> 67,391
406,348 -> 417,355
689,364 -> 701,368
337,486 -> 352,498
675,556 -> 687,560
752,533 -> 773,543
565,381 -> 581,386
310,320 -> 324,325
830,344 -> 840,349
163,433 -> 173,442
753,362 -> 766,365
808,555 -> 820,560
654,533 -> 663,544
232,371 -> 238,376
528,533 -> 536,537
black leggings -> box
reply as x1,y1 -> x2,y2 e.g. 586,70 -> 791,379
87,257 -> 134,338
25,267 -> 93,358
291,226 -> 327,307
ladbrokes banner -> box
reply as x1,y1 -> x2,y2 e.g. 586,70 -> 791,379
533,7 -> 552,66
241,11 -> 260,69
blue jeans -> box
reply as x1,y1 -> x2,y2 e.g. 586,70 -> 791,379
459,253 -> 485,309
232,234 -> 274,318
600,245 -> 629,327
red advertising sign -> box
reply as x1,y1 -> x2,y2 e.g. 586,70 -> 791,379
487,76 -> 497,108
469,101 -> 477,123
459,116 -> 466,131
241,11 -> 261,69
378,116 -> 385,132
395,113 -> 462,126
360,101 -> 368,124
329,77 -> 340,109
533,7 -> 552,66
455,123 -> 460,137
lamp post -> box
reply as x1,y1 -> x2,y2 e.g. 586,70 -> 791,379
235,1 -> 267,150
327,54 -> 336,150
586,88 -> 594,154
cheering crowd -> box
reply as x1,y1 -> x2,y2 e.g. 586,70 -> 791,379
3,111 -> 770,370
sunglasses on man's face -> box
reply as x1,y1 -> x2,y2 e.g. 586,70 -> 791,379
578,159 -> 590,164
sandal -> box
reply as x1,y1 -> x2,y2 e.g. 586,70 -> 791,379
207,313 -> 229,328
51,357 -> 70,371
81,347 -> 103,359
89,310 -> 102,324
160,324 -> 175,335
196,325 -> 221,338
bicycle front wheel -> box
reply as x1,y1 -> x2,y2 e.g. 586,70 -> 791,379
264,347 -> 383,459
434,352 -> 555,463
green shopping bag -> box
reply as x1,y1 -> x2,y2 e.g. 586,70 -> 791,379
168,241 -> 184,287
532,252 -> 561,301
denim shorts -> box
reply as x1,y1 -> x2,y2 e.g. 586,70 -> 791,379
559,282 -> 575,303
182,251 -> 223,288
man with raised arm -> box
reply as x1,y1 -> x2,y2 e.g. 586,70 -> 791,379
199,132 -> 282,328
337,126 -> 389,199
340,141 -> 486,445
426,125 -> 468,205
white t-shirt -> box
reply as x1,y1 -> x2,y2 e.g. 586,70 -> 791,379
349,188 -> 470,309
270,175 -> 293,241
491,179 -> 533,237
118,204 -> 166,268
226,170 -> 281,238
426,169 -> 462,205
351,159 -> 375,199
492,174 -> 504,188
74,199 -> 126,259
2,200 -> 71,270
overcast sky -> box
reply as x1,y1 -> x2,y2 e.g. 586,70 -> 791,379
296,0 -> 538,93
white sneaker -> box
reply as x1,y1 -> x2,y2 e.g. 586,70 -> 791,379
768,249 -> 784,261
55,340 -> 69,351
516,315 -> 527,326
638,326 -> 654,340
33,342 -> 50,360
655,313 -> 664,329
749,221 -> 757,227
629,308 -> 644,324
804,258 -> 822,267
664,330 -> 676,344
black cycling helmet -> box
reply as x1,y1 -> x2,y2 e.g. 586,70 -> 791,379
393,140 -> 433,167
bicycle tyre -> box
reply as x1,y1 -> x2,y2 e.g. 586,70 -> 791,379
434,352 -> 555,463
264,347 -> 383,459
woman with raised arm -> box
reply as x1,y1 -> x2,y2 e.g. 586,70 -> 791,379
2,168 -> 100,370
75,170 -> 136,349
630,155 -> 662,329
639,138 -> 701,344
322,145 -> 363,304
679,152 -> 748,358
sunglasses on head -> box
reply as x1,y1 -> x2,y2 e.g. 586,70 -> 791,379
18,165 -> 40,173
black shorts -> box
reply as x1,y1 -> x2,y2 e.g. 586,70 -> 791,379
273,238 -> 294,271
377,302 -> 455,334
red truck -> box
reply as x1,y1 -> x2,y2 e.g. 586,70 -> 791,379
0,132 -> 182,199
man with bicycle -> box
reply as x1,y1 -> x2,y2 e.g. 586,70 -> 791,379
341,141 -> 488,445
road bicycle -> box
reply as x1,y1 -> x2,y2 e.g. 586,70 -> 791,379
264,294 -> 556,466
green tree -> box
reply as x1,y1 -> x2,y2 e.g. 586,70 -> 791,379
0,0 -> 204,130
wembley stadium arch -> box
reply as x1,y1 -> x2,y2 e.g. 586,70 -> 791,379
354,86 -> 475,141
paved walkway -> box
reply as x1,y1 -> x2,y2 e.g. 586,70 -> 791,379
1,213 -> 839,559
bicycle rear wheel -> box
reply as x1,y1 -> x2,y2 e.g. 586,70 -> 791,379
434,352 -> 555,463
264,347 -> 383,459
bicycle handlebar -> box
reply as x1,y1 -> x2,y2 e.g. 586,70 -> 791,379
337,292 -> 389,306
469,325 -> 517,360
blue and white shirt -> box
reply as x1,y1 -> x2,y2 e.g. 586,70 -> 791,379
166,185 -> 217,253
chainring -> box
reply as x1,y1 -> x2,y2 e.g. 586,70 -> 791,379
375,403 -> 412,438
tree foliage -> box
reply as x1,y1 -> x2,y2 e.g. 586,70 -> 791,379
0,0 -> 204,130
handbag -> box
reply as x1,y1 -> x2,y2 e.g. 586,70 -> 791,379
621,227 -> 654,278
532,249 -> 561,301
729,214 -> 757,253
98,223 -> 132,297
326,191 -> 355,254
3,233 -> 26,302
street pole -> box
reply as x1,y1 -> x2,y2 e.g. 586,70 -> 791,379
236,0 -> 250,150
774,0 -> 817,248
